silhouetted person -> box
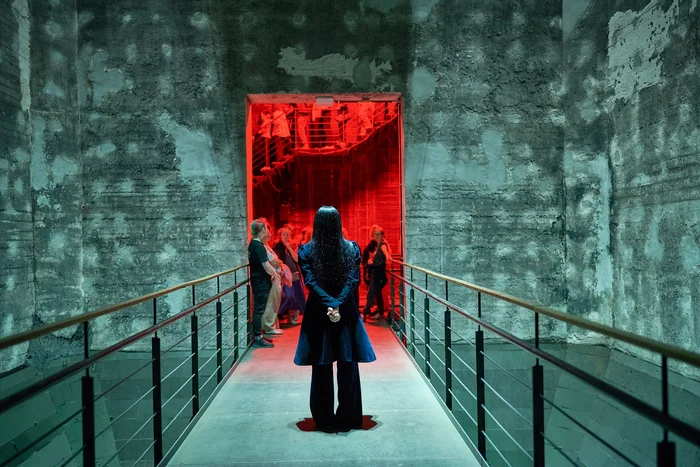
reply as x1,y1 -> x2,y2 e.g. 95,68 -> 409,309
363,227 -> 390,321
248,218 -> 279,348
294,206 -> 376,433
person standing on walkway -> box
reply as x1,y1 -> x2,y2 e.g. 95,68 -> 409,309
248,218 -> 279,348
275,227 -> 306,325
261,222 -> 285,336
294,206 -> 376,433
363,226 -> 391,321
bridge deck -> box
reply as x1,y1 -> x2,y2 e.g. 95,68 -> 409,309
168,320 -> 479,466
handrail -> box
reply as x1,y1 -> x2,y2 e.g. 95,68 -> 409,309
0,280 -> 249,413
0,264 -> 249,351
394,260 -> 700,368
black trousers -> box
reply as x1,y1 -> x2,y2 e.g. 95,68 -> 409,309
251,279 -> 271,337
310,362 -> 363,430
363,271 -> 387,316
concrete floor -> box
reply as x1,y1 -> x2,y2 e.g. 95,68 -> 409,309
167,319 -> 480,466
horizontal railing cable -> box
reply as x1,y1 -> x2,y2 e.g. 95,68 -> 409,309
393,261 -> 700,368
0,267 -> 248,351
164,396 -> 195,434
448,347 -> 477,376
162,374 -> 195,409
0,280 -> 248,413
480,351 -> 532,390
161,353 -> 194,383
480,378 -> 532,427
449,388 -> 478,426
482,431 -> 513,467
94,358 -> 155,402
543,395 -> 641,466
132,440 -> 156,467
482,404 -> 534,461
389,271 -> 700,446
448,368 -> 477,402
161,332 -> 195,356
103,413 -> 156,466
95,387 -> 155,440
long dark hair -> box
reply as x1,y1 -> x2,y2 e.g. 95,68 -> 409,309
309,206 -> 353,294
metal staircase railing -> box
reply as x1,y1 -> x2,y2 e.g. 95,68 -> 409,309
386,261 -> 700,467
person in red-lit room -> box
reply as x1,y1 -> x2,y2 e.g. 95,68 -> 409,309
358,101 -> 373,138
294,206 -> 375,433
257,109 -> 273,170
272,105 -> 292,160
363,226 -> 391,322
295,103 -> 311,150
310,102 -> 325,148
275,227 -> 306,325
248,219 -> 278,348
261,221 -> 286,337
300,226 -> 313,246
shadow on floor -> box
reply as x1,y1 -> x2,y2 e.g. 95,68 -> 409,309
295,415 -> 379,434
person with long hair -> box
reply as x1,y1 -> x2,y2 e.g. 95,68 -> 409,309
294,206 -> 376,433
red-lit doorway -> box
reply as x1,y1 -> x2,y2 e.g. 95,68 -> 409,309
245,93 -> 404,307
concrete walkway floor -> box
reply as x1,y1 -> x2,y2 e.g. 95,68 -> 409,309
167,319 -> 480,467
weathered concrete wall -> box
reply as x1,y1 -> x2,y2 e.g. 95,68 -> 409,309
27,0 -> 84,362
606,0 -> 700,372
76,0 -> 245,349
562,0 -> 614,340
0,0 -> 34,374
404,0 -> 567,340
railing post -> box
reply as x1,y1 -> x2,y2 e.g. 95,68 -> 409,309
246,283 -> 252,345
233,290 -> 240,362
191,313 -> 200,418
424,296 -> 430,378
533,311 -> 545,467
444,281 -> 452,411
82,375 -> 96,467
533,363 -> 545,467
409,288 -> 415,358
657,356 -> 676,466
152,336 -> 163,464
476,327 -> 486,460
216,301 -> 223,383
390,274 -> 395,328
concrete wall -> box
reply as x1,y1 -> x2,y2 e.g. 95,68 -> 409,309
563,0 -> 700,371
606,0 -> 700,372
404,0 -> 567,342
0,0 -> 33,374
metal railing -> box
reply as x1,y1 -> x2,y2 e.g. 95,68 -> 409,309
252,101 -> 399,186
386,261 -> 700,467
0,265 -> 252,467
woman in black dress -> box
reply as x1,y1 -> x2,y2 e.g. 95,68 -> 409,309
294,206 -> 376,433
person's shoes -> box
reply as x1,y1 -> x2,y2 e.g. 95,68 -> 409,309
315,424 -> 337,434
253,338 -> 274,348
266,328 -> 283,336
289,310 -> 299,324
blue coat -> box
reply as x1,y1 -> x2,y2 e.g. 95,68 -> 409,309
294,241 -> 377,366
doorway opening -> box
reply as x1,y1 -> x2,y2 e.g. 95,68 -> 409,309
246,93 -> 405,307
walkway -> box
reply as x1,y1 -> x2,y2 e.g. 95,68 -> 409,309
168,320 -> 480,467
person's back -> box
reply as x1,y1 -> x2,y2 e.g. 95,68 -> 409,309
294,206 -> 376,433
